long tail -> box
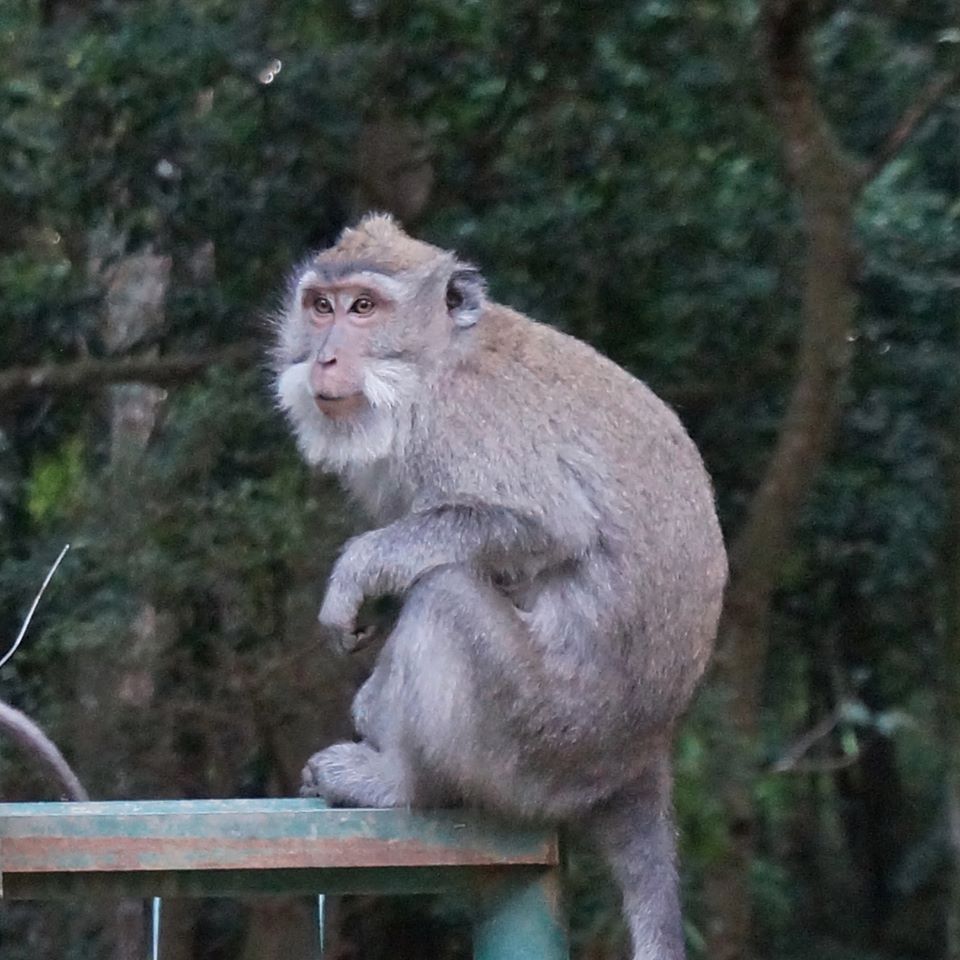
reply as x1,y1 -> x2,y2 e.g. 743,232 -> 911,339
0,700 -> 89,801
586,759 -> 686,960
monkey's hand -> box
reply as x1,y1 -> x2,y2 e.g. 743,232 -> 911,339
320,508 -> 567,653
318,572 -> 365,653
319,533 -> 385,653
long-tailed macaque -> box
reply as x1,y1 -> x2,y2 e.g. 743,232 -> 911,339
273,214 -> 727,960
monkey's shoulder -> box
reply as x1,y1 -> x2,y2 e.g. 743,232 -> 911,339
447,305 -> 692,450
468,305 -> 641,385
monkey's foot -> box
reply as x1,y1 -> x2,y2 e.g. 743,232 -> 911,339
300,741 -> 408,807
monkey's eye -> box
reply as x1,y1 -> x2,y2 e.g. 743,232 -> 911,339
351,296 -> 375,316
446,287 -> 464,310
311,295 -> 333,315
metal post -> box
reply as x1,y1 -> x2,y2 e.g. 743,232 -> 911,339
473,870 -> 568,960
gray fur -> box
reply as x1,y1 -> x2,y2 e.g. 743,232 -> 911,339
275,218 -> 727,960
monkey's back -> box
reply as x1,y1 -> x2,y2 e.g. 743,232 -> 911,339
418,305 -> 727,729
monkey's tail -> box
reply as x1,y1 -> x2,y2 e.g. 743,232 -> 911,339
0,700 -> 89,801
586,760 -> 686,960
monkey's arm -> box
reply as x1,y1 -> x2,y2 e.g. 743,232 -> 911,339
0,699 -> 89,801
319,501 -> 591,637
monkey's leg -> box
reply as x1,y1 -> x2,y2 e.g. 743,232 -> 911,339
303,564 -> 532,808
349,640 -> 397,751
301,608 -> 404,804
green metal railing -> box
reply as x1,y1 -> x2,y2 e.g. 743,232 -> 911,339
0,798 -> 568,959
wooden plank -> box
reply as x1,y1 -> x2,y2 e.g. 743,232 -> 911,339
0,799 -> 558,899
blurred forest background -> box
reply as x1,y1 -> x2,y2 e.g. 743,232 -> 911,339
0,0 -> 959,958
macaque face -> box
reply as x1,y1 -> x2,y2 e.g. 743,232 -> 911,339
274,267 -> 422,468
298,278 -> 391,420
273,216 -> 487,469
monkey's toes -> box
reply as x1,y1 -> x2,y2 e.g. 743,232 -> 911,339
299,741 -> 379,804
300,752 -> 326,798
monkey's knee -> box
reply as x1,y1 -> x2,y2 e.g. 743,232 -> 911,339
408,563 -> 476,604
405,563 -> 509,630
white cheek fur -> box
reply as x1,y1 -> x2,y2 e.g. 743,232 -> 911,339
275,359 -> 418,470
362,358 -> 420,410
275,361 -> 312,418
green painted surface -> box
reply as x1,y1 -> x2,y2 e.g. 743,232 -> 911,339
474,872 -> 569,960
3,865 -> 549,900
0,799 -> 556,868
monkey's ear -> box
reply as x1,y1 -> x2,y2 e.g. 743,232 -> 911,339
446,268 -> 487,328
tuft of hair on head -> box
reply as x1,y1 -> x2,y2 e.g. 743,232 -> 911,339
320,212 -> 448,274
349,212 -> 404,244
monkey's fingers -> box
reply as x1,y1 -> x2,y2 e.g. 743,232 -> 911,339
318,623 -> 358,656
345,624 -> 379,654
328,595 -> 400,655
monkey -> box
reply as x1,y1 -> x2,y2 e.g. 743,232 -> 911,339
272,213 -> 727,960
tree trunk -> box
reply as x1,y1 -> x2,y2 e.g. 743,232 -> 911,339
943,367 -> 960,960
703,4 -> 959,956
703,4 -> 860,957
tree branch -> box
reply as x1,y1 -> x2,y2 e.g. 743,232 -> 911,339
758,0 -> 860,190
768,709 -> 841,772
0,342 -> 261,408
769,751 -> 862,775
860,69 -> 960,185
704,4 -> 862,957
0,340 -> 752,416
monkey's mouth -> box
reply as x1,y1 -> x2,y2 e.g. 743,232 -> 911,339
314,392 -> 367,419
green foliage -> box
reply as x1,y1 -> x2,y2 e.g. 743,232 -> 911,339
25,436 -> 86,522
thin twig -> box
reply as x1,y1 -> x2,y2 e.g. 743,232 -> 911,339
0,543 -> 89,800
859,69 -> 960,185
769,707 -> 843,773
770,751 -> 862,776
0,544 -> 70,672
